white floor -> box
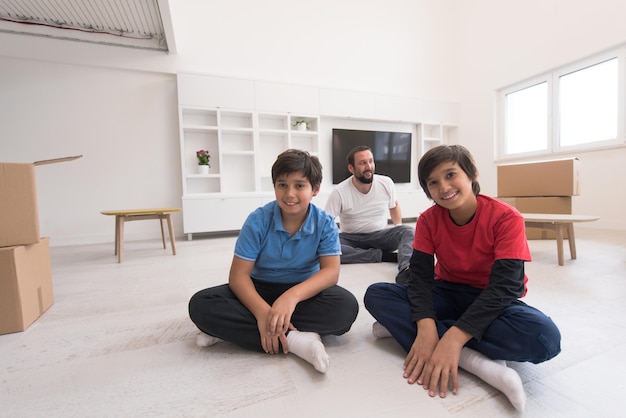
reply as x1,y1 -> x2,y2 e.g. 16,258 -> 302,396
1,226 -> 625,417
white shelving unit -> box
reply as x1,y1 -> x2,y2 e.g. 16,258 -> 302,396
257,113 -> 319,192
419,123 -> 454,155
178,106 -> 319,237
179,108 -> 256,194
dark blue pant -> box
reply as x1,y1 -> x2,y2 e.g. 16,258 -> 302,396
189,279 -> 359,352
364,281 -> 561,363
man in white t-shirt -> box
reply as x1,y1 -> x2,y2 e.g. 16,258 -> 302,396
325,145 -> 414,284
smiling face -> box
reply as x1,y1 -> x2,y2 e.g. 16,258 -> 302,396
349,149 -> 375,184
274,171 -> 319,218
425,161 -> 478,225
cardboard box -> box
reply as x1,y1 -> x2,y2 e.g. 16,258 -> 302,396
497,157 -> 580,197
498,196 -> 572,214
498,196 -> 571,240
0,156 -> 82,247
0,237 -> 54,335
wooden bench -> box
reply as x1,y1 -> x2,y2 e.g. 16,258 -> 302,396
521,213 -> 600,266
101,208 -> 181,263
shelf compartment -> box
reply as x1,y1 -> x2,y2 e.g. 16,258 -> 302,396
260,175 -> 274,192
290,134 -> 318,153
259,133 -> 288,151
290,115 -> 319,132
258,113 -> 288,131
186,176 -> 221,194
183,131 -> 219,176
220,110 -> 253,129
421,123 -> 442,139
259,133 -> 288,179
221,154 -> 256,192
182,109 -> 218,127
221,132 -> 254,152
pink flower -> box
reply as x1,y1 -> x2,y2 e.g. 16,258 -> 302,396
196,149 -> 211,166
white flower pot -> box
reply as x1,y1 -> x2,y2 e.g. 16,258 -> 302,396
198,165 -> 209,175
295,123 -> 307,131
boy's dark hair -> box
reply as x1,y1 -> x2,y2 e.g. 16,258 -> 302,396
346,145 -> 372,166
272,149 -> 323,190
418,145 -> 480,199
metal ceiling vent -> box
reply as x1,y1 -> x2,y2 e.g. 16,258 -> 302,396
0,0 -> 170,51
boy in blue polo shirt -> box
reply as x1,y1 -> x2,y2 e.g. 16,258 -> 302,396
189,149 -> 359,373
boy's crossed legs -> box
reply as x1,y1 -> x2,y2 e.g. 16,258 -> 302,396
189,283 -> 358,374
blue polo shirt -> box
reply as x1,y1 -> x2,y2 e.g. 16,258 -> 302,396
234,201 -> 341,284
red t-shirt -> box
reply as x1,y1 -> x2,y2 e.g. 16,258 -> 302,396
413,194 -> 531,293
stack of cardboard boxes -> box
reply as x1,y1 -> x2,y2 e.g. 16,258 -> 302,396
497,158 -> 580,239
0,156 -> 81,335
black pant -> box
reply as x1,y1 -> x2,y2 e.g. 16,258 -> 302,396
189,279 -> 359,352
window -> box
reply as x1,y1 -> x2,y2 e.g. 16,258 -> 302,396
504,81 -> 548,155
497,48 -> 625,160
559,58 -> 618,147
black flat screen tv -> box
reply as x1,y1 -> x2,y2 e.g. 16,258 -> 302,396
332,128 -> 412,184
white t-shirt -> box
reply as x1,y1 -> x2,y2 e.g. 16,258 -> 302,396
325,174 -> 397,233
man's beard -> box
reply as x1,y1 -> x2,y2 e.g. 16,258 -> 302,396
355,172 -> 373,184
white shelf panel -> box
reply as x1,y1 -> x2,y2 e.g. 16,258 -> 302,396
183,125 -> 218,132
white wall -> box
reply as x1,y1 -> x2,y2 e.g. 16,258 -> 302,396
2,0 -> 625,247
0,58 -> 181,245
454,0 -> 626,231
0,1 -> 456,246
168,0 -> 458,100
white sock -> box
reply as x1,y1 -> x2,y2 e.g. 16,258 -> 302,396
459,347 -> 526,411
286,330 -> 330,373
196,332 -> 223,347
372,322 -> 393,339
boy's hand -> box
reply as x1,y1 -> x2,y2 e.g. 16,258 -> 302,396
257,311 -> 282,354
266,294 -> 297,337
418,326 -> 471,398
257,302 -> 297,354
403,323 -> 439,385
419,336 -> 462,398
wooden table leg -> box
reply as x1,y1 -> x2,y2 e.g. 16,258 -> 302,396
555,224 -> 564,266
118,215 -> 125,263
166,214 -> 177,255
114,215 -> 120,256
566,223 -> 576,260
159,215 -> 167,249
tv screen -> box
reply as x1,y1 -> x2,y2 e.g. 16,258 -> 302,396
332,128 -> 412,184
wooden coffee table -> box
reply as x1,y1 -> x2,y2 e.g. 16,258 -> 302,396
101,208 -> 181,263
521,213 -> 600,266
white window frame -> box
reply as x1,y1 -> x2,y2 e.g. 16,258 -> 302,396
496,46 -> 626,161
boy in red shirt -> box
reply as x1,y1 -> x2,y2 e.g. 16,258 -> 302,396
364,145 -> 561,411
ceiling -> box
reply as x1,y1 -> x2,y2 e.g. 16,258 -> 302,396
0,0 -> 175,52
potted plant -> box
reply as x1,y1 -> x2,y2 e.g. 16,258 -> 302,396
293,120 -> 309,131
196,149 -> 210,174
